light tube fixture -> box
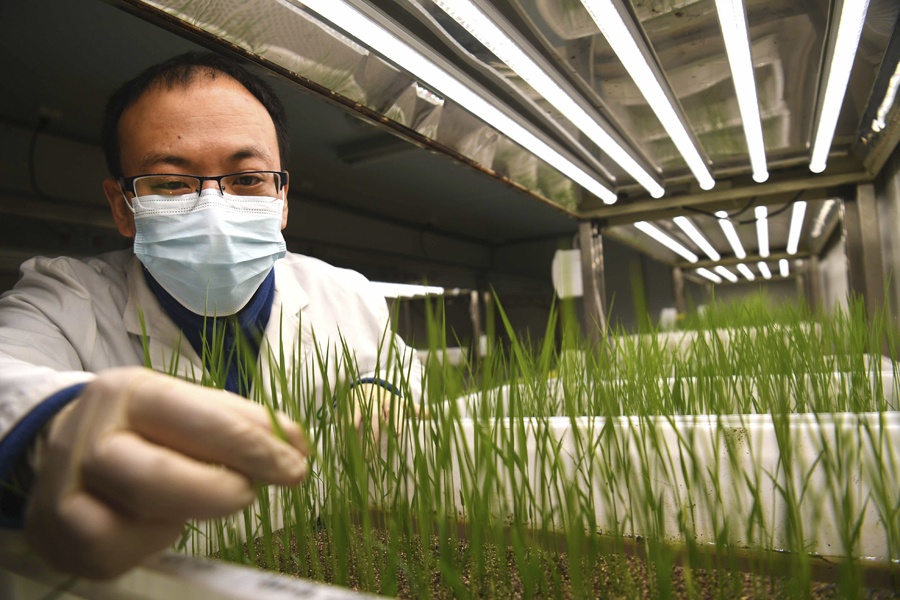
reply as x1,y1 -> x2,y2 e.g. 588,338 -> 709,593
755,205 -> 769,257
779,258 -> 789,277
291,0 -> 618,203
634,221 -> 699,263
433,0 -> 664,198
809,0 -> 871,173
715,211 -> 747,259
714,265 -> 739,283
673,216 -> 720,261
736,263 -> 756,281
872,59 -> 900,133
786,200 -> 807,255
758,261 -> 772,279
370,282 -> 446,298
714,0 -> 768,182
811,199 -> 837,238
697,268 -> 723,284
579,0 -> 715,190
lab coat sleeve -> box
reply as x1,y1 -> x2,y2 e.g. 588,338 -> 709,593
0,383 -> 89,528
0,257 -> 100,443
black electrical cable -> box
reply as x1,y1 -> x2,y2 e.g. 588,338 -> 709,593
683,196 -> 756,220
727,195 -> 759,220
733,191 -> 804,225
683,191 -> 805,225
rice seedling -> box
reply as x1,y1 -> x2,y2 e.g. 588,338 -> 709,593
167,292 -> 900,599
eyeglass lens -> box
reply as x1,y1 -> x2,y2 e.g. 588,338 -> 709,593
133,172 -> 281,198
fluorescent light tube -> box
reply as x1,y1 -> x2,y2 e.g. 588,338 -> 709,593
370,281 -> 446,298
779,258 -> 789,277
433,0 -> 664,198
292,0 -> 619,203
634,221 -> 699,263
757,261 -> 772,279
714,265 -> 739,283
697,268 -> 723,283
811,199 -> 837,238
810,0 -> 871,173
714,0 -> 768,182
872,59 -> 900,132
786,200 -> 807,255
736,263 -> 756,281
755,205 -> 769,258
715,211 -> 746,259
579,0 -> 715,190
673,216 -> 720,261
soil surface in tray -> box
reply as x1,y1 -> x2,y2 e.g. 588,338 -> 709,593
214,528 -> 897,599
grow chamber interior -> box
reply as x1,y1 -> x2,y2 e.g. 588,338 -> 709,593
1,0 -> 900,598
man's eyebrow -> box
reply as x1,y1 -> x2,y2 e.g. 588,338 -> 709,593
138,153 -> 191,172
229,146 -> 272,162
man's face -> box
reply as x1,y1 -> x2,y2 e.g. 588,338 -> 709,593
103,74 -> 289,237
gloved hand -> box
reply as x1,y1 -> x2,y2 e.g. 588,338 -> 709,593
24,367 -> 310,579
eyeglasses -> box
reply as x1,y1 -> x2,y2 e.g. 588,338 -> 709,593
119,171 -> 289,201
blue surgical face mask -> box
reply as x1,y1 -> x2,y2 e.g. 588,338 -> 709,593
130,188 -> 287,316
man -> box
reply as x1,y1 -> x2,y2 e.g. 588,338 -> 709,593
0,52 -> 420,578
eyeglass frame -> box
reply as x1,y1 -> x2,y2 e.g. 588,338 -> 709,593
118,170 -> 290,197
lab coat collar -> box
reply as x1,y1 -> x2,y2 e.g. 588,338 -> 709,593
123,255 -> 204,375
271,257 -> 309,321
255,258 -> 311,395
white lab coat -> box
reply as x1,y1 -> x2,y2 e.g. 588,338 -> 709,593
0,249 -> 422,441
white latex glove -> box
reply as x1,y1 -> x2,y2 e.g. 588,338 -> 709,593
25,367 -> 310,579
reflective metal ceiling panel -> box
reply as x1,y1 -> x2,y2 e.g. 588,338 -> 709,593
509,0 -> 898,179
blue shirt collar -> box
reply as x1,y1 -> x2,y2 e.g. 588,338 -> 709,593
142,266 -> 276,395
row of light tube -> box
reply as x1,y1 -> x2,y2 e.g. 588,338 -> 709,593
643,201 -> 808,268
304,0 -> 868,192
715,0 -> 870,175
439,0 -> 868,187
432,0 -> 664,198
292,0 -> 618,203
756,201 -> 808,259
304,0 -> 815,286
696,260 -> 788,284
584,0 -> 867,178
579,0 -> 715,190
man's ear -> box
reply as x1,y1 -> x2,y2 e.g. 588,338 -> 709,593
103,178 -> 136,238
281,183 -> 289,230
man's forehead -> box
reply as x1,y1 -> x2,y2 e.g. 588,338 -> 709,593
123,75 -> 267,120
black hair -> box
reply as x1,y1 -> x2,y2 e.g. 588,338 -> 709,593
101,51 -> 290,177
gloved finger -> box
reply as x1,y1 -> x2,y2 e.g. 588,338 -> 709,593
27,490 -> 183,580
82,431 -> 256,522
126,377 -> 308,486
212,391 -> 311,455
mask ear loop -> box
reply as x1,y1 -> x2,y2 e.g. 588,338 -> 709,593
119,182 -> 137,214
